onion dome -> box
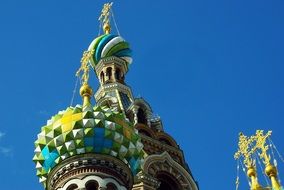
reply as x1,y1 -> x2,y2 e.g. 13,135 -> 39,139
33,104 -> 144,187
88,34 -> 132,67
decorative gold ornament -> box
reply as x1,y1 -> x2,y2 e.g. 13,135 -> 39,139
234,132 -> 255,168
76,50 -> 94,108
76,50 -> 94,85
234,132 -> 262,190
252,130 -> 281,190
252,130 -> 272,166
99,2 -> 113,34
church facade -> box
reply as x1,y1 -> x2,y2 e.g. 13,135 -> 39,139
33,3 -> 198,190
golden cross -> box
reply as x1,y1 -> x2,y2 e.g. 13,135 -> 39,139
98,2 -> 113,34
234,132 -> 255,168
76,50 -> 94,85
252,130 -> 272,166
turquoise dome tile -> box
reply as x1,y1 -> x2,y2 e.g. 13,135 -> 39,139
33,105 -> 144,188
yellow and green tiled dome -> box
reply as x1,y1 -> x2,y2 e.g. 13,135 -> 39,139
88,34 -> 132,67
33,104 -> 144,187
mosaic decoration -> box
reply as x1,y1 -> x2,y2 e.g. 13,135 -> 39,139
33,105 -> 144,188
88,34 -> 132,66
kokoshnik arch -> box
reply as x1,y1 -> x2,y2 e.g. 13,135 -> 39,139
33,3 -> 199,190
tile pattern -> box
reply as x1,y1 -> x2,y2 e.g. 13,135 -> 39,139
33,105 -> 144,188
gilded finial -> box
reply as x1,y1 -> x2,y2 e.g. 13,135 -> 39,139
76,50 -> 94,108
234,132 -> 255,168
252,130 -> 272,166
76,50 -> 94,85
99,2 -> 113,34
235,132 -> 262,190
252,130 -> 282,190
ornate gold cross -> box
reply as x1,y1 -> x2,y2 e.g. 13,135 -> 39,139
234,132 -> 255,168
252,130 -> 272,166
99,2 -> 113,34
76,50 -> 94,85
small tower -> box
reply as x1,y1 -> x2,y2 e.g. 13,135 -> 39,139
89,3 -> 134,112
90,42 -> 134,111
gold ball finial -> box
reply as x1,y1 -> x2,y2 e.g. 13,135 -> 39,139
103,23 -> 111,34
80,84 -> 93,97
247,167 -> 257,177
265,164 -> 277,177
99,2 -> 113,34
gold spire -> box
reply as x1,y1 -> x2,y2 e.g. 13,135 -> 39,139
99,2 -> 113,34
252,130 -> 282,190
76,50 -> 94,109
234,132 -> 262,190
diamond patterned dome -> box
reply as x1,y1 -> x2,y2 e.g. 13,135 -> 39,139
33,105 -> 144,188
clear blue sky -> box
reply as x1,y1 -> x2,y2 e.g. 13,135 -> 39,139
0,0 -> 283,189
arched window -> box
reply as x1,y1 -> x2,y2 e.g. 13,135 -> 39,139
106,67 -> 112,80
66,184 -> 78,190
137,108 -> 147,125
156,172 -> 182,190
106,183 -> 117,190
85,180 -> 99,190
100,71 -> 105,83
115,68 -> 121,80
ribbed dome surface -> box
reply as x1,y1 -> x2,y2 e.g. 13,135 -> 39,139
33,105 -> 144,187
88,34 -> 132,66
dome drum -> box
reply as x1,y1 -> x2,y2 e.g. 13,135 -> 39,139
94,56 -> 129,79
47,153 -> 133,190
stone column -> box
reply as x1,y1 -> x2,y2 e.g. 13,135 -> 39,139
133,105 -> 139,125
111,66 -> 116,82
146,110 -> 152,127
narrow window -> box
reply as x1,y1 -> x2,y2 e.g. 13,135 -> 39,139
115,68 -> 121,80
85,180 -> 99,190
100,71 -> 105,83
106,67 -> 112,80
137,108 -> 147,125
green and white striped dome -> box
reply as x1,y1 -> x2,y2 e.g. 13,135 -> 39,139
33,105 -> 144,188
88,34 -> 132,66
